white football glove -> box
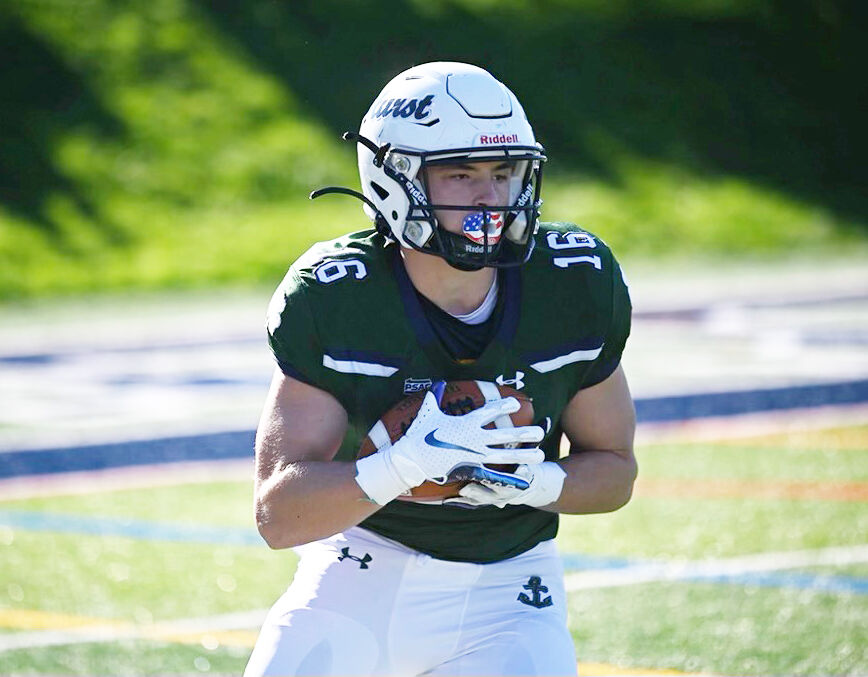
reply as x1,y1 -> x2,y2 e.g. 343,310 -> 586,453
443,461 -> 566,509
355,389 -> 545,505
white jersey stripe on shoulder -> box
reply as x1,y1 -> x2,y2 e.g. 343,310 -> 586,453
530,346 -> 603,374
322,355 -> 399,377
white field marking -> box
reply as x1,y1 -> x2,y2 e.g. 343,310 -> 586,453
564,544 -> 868,591
578,662 -> 708,676
635,402 -> 868,444
0,608 -> 268,652
0,458 -> 252,501
4,546 -> 864,654
0,611 -> 710,677
3,403 -> 864,502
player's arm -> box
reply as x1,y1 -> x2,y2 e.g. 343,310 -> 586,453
254,368 -> 379,550
547,363 -> 637,514
255,370 -> 546,549
446,364 -> 636,512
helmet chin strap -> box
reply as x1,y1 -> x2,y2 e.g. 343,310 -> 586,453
309,185 -> 392,240
435,225 -> 500,272
341,131 -> 390,167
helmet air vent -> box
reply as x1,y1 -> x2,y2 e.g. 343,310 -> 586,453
370,181 -> 390,200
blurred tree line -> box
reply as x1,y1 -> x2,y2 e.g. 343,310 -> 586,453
0,0 -> 865,296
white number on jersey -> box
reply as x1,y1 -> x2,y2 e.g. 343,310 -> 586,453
546,231 -> 596,250
553,255 -> 602,270
547,231 -> 602,270
314,259 -> 368,284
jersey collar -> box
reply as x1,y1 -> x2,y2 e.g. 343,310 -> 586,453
390,247 -> 521,355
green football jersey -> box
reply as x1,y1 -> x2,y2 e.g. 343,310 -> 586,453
267,222 -> 631,563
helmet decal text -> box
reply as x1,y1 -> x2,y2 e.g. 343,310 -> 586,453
397,174 -> 427,204
374,95 -> 435,120
477,133 -> 520,144
514,182 -> 534,208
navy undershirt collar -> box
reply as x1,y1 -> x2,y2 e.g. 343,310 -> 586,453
390,248 -> 521,360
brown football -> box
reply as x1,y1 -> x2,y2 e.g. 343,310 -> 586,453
357,380 -> 534,502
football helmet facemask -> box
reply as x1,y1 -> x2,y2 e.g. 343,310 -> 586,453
311,62 -> 546,270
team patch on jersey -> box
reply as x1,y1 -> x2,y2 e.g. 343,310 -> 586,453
403,378 -> 433,393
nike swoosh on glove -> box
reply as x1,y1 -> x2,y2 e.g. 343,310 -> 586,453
355,387 -> 545,505
443,461 -> 566,509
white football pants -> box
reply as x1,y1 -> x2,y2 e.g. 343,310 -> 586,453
244,526 -> 577,677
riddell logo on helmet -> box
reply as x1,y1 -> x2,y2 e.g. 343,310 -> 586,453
478,134 -> 519,144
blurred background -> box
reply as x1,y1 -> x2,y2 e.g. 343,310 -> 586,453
1,0 -> 866,298
1,1 -> 866,675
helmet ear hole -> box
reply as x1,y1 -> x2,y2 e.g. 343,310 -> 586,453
370,182 -> 389,200
391,210 -> 399,220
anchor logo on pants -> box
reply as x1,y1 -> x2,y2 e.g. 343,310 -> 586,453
517,576 -> 553,608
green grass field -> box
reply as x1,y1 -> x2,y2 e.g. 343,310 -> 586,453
1,426 -> 866,676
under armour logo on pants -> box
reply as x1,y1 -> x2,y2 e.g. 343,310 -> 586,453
338,547 -> 373,569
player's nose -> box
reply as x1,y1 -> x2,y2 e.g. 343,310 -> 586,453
475,178 -> 501,206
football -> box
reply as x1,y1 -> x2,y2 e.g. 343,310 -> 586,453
357,380 -> 534,502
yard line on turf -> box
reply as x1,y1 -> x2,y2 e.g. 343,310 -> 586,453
3,510 -> 866,594
0,509 -> 262,545
564,544 -> 868,591
0,608 -> 707,676
578,663 -> 707,676
634,477 -> 868,501
0,458 -> 252,501
3,546 -> 865,652
635,403 -> 868,444
0,608 -> 267,652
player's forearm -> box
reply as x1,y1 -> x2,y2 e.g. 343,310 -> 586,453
546,449 -> 637,514
254,460 -> 380,549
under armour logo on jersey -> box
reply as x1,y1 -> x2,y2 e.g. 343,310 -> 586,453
496,371 -> 525,390
404,378 -> 433,394
517,576 -> 553,608
338,547 -> 372,569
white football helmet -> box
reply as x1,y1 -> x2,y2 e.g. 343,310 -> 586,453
312,62 -> 546,269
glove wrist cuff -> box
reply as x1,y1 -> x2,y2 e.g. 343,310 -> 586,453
526,461 -> 567,507
354,451 -> 410,505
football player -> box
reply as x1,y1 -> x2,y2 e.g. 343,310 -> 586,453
245,62 -> 636,677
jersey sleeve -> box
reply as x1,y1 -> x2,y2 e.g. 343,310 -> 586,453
265,267 -> 323,386
582,254 -> 632,388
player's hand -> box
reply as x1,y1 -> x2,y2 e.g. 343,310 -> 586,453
355,388 -> 544,505
443,462 -> 566,509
